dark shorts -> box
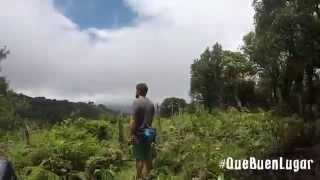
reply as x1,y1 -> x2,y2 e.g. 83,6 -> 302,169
132,141 -> 152,160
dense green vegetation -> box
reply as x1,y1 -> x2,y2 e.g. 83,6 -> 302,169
0,77 -> 116,133
12,93 -> 117,123
160,97 -> 187,117
1,111 -> 296,179
191,43 -> 260,109
191,0 -> 320,120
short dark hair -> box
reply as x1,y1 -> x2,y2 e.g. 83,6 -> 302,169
136,83 -> 148,96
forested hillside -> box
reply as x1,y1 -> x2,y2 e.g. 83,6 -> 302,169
11,93 -> 117,123
0,81 -> 116,131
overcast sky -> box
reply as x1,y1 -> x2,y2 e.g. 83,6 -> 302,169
0,0 -> 254,105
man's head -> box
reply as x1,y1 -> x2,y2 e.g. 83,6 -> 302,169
136,83 -> 148,98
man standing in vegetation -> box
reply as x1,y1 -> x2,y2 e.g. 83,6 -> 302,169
129,83 -> 155,180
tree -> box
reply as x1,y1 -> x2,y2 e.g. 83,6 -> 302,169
191,43 -> 257,109
0,46 -> 9,62
252,0 -> 320,119
191,43 -> 224,109
0,46 -> 10,95
0,46 -> 14,130
221,50 -> 257,107
160,97 -> 187,117
242,31 -> 286,105
0,77 -> 8,96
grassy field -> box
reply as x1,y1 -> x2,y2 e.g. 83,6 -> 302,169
0,110 -> 294,179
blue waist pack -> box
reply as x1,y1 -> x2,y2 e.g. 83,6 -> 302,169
136,128 -> 156,143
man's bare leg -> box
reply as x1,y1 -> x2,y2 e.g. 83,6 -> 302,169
146,159 -> 153,171
142,159 -> 152,179
136,160 -> 143,179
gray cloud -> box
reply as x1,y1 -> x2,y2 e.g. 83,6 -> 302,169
0,0 -> 254,104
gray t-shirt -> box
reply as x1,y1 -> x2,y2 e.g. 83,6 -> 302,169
132,97 -> 155,130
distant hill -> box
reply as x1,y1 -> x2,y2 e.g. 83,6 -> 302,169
107,104 -> 132,115
11,93 -> 118,123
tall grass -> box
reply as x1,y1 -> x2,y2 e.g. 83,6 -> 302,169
0,111 -> 289,179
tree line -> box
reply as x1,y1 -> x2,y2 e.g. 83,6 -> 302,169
189,0 -> 320,120
0,48 -> 117,130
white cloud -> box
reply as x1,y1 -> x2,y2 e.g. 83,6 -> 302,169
0,0 -> 254,104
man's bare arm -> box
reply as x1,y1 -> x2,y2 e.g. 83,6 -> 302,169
128,117 -> 136,137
